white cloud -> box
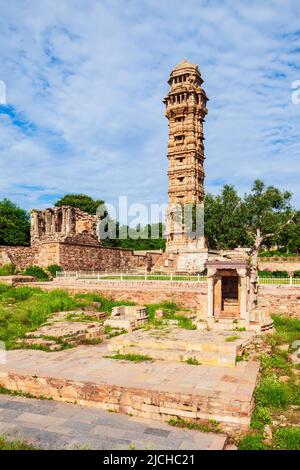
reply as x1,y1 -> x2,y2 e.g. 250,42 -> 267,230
0,0 -> 299,213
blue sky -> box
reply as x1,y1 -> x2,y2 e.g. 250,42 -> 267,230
0,0 -> 300,217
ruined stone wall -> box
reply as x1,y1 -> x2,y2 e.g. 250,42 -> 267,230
31,206 -> 99,246
0,245 -> 39,269
258,258 -> 300,274
258,285 -> 300,317
58,243 -> 162,272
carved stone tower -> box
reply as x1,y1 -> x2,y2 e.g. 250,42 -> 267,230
164,60 -> 209,272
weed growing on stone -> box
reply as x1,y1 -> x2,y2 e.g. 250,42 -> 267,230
186,357 -> 201,366
104,353 -> 153,362
0,435 -> 38,450
0,385 -> 52,401
225,335 -> 240,342
167,417 -> 221,433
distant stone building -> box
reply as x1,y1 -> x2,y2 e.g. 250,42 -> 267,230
31,206 -> 99,246
163,60 -> 209,272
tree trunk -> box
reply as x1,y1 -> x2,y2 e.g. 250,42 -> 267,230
250,228 -> 263,308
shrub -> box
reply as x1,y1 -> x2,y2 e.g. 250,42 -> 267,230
258,270 -> 289,278
293,270 -> 300,278
47,265 -> 62,278
0,264 -> 16,276
23,265 -> 49,281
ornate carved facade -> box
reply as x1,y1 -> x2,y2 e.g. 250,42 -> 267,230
164,60 -> 209,271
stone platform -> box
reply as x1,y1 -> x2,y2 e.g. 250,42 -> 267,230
107,329 -> 254,367
0,345 -> 259,432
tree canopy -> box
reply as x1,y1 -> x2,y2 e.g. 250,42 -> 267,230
54,194 -> 105,216
0,199 -> 30,246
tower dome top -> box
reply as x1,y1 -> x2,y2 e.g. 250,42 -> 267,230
169,59 -> 203,84
173,59 -> 198,70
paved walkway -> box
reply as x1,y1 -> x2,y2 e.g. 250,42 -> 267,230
0,395 -> 227,450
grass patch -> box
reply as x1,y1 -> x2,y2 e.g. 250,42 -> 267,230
266,315 -> 300,348
104,353 -> 153,362
73,292 -> 135,313
255,375 -> 293,409
0,264 -> 16,276
168,417 -> 221,434
0,435 -> 38,450
0,285 -> 134,349
146,302 -> 196,330
274,427 -> 300,450
238,432 -> 268,450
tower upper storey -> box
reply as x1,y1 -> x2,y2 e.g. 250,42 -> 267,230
163,60 -> 208,119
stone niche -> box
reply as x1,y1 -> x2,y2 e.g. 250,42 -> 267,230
206,260 -> 252,328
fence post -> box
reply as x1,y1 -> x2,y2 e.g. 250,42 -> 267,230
290,276 -> 293,286
75,271 -> 78,280
145,272 -> 147,281
170,273 -> 173,282
197,273 -> 200,282
121,273 -> 123,281
97,272 -> 100,280
257,276 -> 260,284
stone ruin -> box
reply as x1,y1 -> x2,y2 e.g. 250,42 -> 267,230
31,205 -> 100,246
104,305 -> 149,331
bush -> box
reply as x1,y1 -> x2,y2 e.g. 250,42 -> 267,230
23,266 -> 49,281
0,264 -> 15,276
258,270 -> 289,278
47,265 -> 62,278
293,270 -> 300,278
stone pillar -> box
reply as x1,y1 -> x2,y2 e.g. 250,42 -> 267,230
207,268 -> 217,320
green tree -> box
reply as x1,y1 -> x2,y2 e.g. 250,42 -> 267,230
0,199 -> 30,246
54,193 -> 106,215
278,211 -> 300,254
204,185 -> 248,250
243,180 -> 295,273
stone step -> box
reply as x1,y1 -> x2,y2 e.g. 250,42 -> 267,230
107,333 -> 244,356
113,345 -> 237,366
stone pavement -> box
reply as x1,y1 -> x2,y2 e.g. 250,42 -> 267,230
0,345 -> 259,431
0,394 -> 227,450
